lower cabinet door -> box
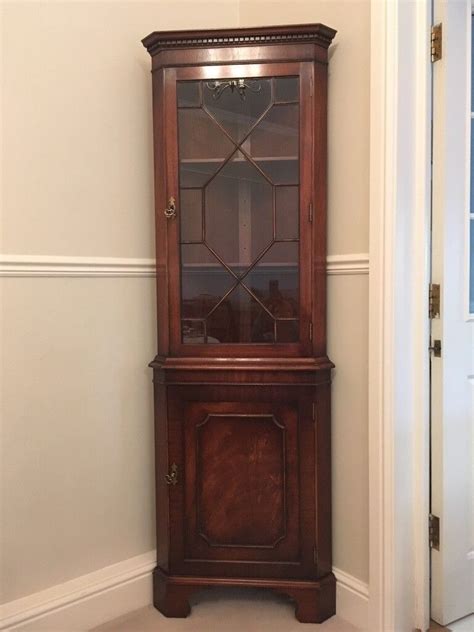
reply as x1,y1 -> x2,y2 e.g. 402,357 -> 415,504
166,385 -> 317,579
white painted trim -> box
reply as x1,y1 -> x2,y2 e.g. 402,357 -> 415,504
0,552 -> 368,632
326,254 -> 369,276
466,8 -> 473,319
0,253 -> 369,277
369,2 -> 397,630
333,567 -> 369,631
0,551 -> 155,631
369,1 -> 432,631
0,255 -> 156,278
412,2 -> 432,630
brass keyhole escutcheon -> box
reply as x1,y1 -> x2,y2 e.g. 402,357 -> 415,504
165,462 -> 178,486
164,196 -> 176,219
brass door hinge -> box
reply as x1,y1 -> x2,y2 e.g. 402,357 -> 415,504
431,23 -> 442,62
429,339 -> 442,357
429,283 -> 440,318
429,514 -> 440,550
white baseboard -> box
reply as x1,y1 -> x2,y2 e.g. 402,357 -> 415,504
0,552 -> 368,631
333,567 -> 369,631
0,552 -> 156,631
0,254 -> 369,277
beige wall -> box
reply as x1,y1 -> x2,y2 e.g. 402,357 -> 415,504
0,0 -> 369,604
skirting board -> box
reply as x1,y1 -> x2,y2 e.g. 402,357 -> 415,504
0,551 -> 368,631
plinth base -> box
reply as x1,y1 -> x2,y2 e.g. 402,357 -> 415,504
153,568 -> 336,624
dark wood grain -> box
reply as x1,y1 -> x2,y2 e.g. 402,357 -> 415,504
153,568 -> 336,622
142,23 -> 337,55
145,23 -> 336,624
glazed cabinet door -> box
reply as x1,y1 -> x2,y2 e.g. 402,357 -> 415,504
163,63 -> 315,357
166,385 -> 319,579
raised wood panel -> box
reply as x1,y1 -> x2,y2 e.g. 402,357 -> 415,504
196,413 -> 286,548
172,396 -> 302,570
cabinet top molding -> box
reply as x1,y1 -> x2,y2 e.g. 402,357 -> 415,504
142,23 -> 337,56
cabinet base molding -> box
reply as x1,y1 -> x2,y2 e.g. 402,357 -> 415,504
153,568 -> 336,624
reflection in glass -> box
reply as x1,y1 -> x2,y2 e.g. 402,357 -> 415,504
207,285 -> 274,343
276,187 -> 299,239
243,242 -> 299,318
177,81 -> 201,107
274,77 -> 299,103
180,189 -> 202,242
248,104 -> 299,184
181,244 -> 236,321
203,78 -> 272,143
179,108 -> 235,187
276,319 -> 299,343
205,150 -> 273,271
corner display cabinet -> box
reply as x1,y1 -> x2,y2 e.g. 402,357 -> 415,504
142,23 -> 337,624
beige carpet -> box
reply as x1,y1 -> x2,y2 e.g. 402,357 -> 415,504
91,588 -> 360,632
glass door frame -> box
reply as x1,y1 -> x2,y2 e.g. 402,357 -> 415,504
164,61 -> 314,358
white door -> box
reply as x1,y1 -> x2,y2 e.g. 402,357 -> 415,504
431,1 -> 474,625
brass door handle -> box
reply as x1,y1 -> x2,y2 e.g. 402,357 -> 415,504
164,197 -> 176,219
165,463 -> 178,485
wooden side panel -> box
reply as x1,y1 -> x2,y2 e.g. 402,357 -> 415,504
152,69 -> 170,355
312,60 -> 329,358
314,381 -> 332,576
154,376 -> 169,571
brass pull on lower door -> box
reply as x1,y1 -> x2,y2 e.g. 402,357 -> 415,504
165,463 -> 178,485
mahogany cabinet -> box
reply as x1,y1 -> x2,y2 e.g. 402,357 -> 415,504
142,23 -> 336,623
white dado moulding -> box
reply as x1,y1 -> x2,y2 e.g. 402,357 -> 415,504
0,254 -> 369,277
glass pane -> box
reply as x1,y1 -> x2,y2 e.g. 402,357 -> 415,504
182,319 -> 205,342
276,319 -> 299,343
180,189 -> 202,242
275,186 -> 299,240
180,243 -> 236,322
203,78 -> 272,143
274,77 -> 299,103
247,104 -> 299,184
205,150 -> 273,272
178,108 -> 235,187
176,76 -> 301,344
207,285 -> 274,343
177,81 -> 201,107
242,242 -> 299,318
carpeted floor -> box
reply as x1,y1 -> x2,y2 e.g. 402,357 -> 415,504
91,588 -> 360,632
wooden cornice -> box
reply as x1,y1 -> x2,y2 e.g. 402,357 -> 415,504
142,23 -> 337,56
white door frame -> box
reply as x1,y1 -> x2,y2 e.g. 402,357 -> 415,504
369,2 -> 432,630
